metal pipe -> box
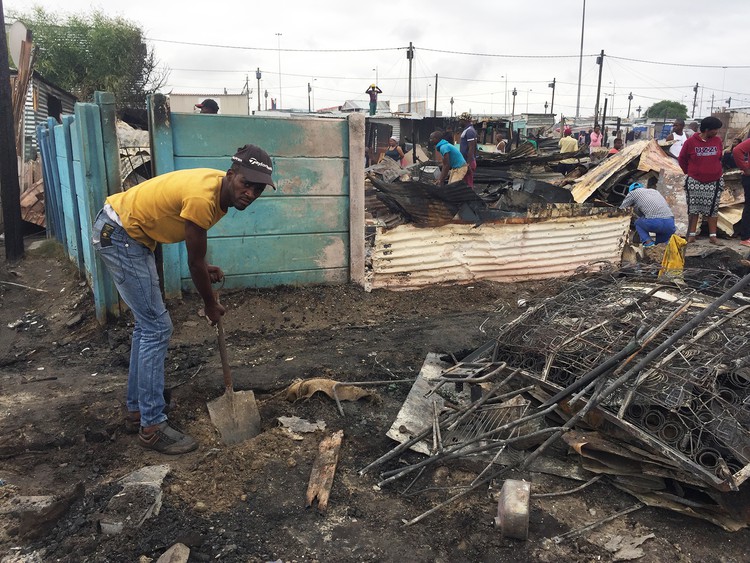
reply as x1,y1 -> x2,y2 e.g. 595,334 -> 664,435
332,379 -> 416,417
359,374 -> 515,475
532,475 -> 602,498
552,503 -> 645,544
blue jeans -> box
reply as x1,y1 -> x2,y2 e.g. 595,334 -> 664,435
92,211 -> 172,427
634,217 -> 676,244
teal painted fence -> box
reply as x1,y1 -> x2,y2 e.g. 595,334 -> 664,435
36,92 -> 365,324
36,94 -> 120,323
148,94 -> 365,298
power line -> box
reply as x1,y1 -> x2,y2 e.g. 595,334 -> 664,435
146,37 -> 403,53
147,36 -> 750,70
418,47 -> 596,59
608,55 -> 750,70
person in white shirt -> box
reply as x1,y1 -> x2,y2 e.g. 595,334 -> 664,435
666,119 -> 688,158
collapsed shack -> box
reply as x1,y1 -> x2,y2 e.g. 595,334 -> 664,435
555,139 -> 744,238
364,147 -> 630,291
363,265 -> 750,532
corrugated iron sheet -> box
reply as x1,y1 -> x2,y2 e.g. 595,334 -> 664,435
637,139 -> 682,174
369,177 -> 484,227
570,140 -> 647,202
368,209 -> 631,290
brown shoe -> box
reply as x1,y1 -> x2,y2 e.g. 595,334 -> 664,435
123,390 -> 176,434
124,411 -> 141,434
139,422 -> 198,455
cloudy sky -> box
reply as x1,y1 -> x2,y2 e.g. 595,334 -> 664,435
6,0 -> 750,119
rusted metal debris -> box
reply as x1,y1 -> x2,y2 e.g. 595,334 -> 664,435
364,265 -> 750,531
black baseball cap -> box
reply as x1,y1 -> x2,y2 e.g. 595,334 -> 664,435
231,144 -> 276,189
195,98 -> 219,112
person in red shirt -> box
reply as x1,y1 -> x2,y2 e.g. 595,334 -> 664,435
677,116 -> 724,244
732,136 -> 750,246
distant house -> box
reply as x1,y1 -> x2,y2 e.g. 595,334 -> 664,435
10,69 -> 77,161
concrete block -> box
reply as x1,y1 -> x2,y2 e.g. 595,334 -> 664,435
99,465 -> 171,535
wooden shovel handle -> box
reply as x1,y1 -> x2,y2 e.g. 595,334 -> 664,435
214,289 -> 233,392
216,318 -> 233,392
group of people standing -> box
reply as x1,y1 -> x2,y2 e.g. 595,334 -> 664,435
676,116 -> 750,247
612,116 -> 750,248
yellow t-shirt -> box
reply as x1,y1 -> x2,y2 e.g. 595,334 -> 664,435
559,136 -> 580,165
106,169 -> 227,250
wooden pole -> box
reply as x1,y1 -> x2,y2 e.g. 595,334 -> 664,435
0,0 -> 25,261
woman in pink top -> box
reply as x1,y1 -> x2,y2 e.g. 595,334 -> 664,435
589,125 -> 602,154
677,116 -> 724,244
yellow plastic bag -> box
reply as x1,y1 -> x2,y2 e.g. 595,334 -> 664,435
659,234 -> 687,278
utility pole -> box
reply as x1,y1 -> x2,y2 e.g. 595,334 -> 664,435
450,97 -> 454,118
576,0 -> 586,119
0,0 -> 25,261
256,68 -> 262,111
264,89 -> 268,111
726,97 -> 732,109
307,83 -> 311,113
244,75 -> 250,115
627,92 -> 633,119
407,41 -> 414,112
511,88 -> 517,121
710,93 -> 715,114
433,74 -> 438,118
691,82 -> 698,118
544,101 -> 548,114
548,78 -> 556,116
594,49 -> 604,127
636,105 -> 642,118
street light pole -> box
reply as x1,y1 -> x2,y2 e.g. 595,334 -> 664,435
576,0 -> 586,119
511,87 -> 517,121
548,78 -> 556,116
450,97 -> 454,118
627,92 -> 633,119
502,75 -> 507,114
256,68 -> 262,111
692,83 -> 699,118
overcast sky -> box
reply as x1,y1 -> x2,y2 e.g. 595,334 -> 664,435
6,0 -> 750,119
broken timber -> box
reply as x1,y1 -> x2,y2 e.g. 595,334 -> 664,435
306,430 -> 344,514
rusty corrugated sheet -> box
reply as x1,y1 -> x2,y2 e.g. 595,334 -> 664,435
368,210 -> 631,290
570,140 -> 647,202
637,140 -> 682,174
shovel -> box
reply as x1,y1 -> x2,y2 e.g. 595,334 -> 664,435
207,314 -> 262,444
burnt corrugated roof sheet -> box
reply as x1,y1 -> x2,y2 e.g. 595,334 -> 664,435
368,177 -> 484,228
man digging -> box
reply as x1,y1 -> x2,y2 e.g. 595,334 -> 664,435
92,145 -> 276,454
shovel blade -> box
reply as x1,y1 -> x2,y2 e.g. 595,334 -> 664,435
207,389 -> 262,445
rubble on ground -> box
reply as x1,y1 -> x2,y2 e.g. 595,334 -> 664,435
364,264 -> 750,535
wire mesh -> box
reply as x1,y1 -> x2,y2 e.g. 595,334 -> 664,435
491,265 -> 750,485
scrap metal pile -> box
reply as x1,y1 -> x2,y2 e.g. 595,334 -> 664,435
364,265 -> 750,530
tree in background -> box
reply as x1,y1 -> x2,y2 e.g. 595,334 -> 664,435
10,7 -> 169,108
644,100 -> 689,121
